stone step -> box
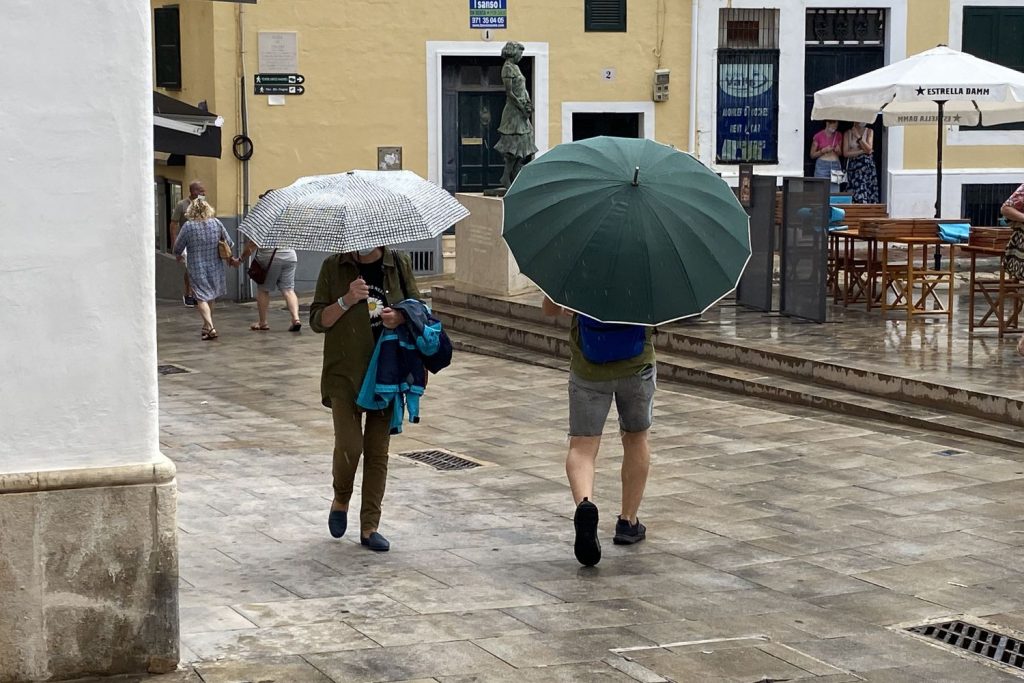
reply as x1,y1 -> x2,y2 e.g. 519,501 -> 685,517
437,304 -> 1024,449
432,284 -> 1024,429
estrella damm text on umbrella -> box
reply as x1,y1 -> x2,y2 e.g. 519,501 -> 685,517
915,86 -> 992,97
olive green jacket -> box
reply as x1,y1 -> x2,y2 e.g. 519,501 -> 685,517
309,249 -> 420,407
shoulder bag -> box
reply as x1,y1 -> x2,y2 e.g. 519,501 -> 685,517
247,249 -> 277,284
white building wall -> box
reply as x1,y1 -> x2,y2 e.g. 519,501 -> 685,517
0,0 -> 159,463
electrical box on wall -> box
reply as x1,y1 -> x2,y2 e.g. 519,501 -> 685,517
653,69 -> 670,102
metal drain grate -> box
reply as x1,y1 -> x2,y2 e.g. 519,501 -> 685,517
158,364 -> 191,375
907,620 -> 1024,670
398,449 -> 481,471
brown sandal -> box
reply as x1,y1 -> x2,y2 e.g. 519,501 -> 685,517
250,322 -> 270,331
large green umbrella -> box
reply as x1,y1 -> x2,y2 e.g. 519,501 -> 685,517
502,136 -> 750,326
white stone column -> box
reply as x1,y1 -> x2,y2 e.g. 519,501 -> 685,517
0,1 -> 178,679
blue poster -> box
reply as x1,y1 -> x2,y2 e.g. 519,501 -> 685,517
470,0 -> 507,29
716,57 -> 778,164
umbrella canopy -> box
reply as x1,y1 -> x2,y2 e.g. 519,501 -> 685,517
238,170 -> 469,252
813,45 -> 1024,127
812,45 -> 1024,218
502,136 -> 751,326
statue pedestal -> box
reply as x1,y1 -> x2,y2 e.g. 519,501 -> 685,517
454,193 -> 535,297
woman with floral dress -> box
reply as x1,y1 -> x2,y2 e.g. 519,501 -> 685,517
1001,183 -> 1024,356
843,122 -> 880,204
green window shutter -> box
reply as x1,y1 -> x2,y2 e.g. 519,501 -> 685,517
963,6 -> 1024,130
154,6 -> 182,89
585,0 -> 627,33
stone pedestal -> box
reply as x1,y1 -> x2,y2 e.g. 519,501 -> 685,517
454,193 -> 536,296
0,455 -> 179,682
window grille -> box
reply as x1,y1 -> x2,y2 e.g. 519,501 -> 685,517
806,9 -> 885,45
962,183 -> 1018,227
719,8 -> 779,49
585,0 -> 627,32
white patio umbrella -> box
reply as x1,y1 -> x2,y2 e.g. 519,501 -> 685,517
812,45 -> 1024,219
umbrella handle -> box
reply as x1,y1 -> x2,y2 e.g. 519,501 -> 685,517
632,167 -> 640,187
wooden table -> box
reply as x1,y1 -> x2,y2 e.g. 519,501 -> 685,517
879,237 -> 957,318
829,229 -> 875,307
961,244 -> 1023,336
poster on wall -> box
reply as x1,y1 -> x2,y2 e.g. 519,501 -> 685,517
716,54 -> 778,164
470,0 -> 507,29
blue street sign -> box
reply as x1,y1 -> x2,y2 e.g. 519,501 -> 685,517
470,0 -> 507,29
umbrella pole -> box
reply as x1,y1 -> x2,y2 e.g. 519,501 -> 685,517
933,100 -> 946,270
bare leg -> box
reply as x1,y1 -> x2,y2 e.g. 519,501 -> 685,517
565,435 -> 602,504
256,289 -> 270,326
195,300 -> 214,330
619,430 -> 650,524
282,288 -> 300,323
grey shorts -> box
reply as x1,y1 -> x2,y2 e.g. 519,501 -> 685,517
257,259 -> 297,292
568,365 -> 656,437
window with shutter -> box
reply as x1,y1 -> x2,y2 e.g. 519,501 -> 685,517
963,6 -> 1024,130
154,6 -> 182,90
585,0 -> 627,33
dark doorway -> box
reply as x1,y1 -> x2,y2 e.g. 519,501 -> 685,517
441,56 -> 534,194
571,112 -> 641,141
804,46 -> 884,188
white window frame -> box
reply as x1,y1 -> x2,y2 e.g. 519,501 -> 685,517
948,0 -> 1024,147
561,102 -> 656,143
693,0 -> 907,181
426,41 -> 550,187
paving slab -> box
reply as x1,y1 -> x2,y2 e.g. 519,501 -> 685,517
148,299 -> 1024,681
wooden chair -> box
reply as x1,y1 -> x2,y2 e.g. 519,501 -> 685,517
963,227 -> 1023,336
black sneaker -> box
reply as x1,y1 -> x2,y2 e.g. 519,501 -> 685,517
613,517 -> 646,545
573,498 -> 601,566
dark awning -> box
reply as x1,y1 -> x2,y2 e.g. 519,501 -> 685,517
154,92 -> 223,158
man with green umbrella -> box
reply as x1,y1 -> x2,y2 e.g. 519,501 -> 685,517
543,298 -> 656,567
505,136 -> 752,567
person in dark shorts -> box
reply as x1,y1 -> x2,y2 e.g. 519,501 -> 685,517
542,297 -> 656,567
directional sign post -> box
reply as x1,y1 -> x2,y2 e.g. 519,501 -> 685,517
254,74 -> 306,95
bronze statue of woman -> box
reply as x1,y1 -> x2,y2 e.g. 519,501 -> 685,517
494,41 -> 537,189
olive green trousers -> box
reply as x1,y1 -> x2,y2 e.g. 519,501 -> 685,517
331,398 -> 391,534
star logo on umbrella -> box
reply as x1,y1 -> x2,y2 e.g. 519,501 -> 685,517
916,87 -> 925,96
953,114 -> 962,122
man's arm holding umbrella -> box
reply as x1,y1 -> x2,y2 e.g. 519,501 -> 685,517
310,260 -> 370,331
542,296 -> 572,317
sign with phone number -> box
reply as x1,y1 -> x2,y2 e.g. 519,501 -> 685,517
470,0 -> 506,29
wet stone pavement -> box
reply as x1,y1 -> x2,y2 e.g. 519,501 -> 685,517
89,299 -> 1024,682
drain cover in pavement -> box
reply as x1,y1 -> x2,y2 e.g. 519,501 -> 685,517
397,449 -> 482,471
906,620 -> 1024,670
158,364 -> 191,375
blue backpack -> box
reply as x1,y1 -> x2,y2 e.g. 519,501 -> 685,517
577,315 -> 647,364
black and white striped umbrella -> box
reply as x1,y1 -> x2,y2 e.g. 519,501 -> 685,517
238,170 -> 469,252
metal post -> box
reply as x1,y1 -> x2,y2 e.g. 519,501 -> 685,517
934,100 -> 946,270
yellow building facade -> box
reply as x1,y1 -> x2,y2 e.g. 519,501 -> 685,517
152,0 -> 1023,293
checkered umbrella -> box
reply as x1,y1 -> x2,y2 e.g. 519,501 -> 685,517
238,170 -> 469,252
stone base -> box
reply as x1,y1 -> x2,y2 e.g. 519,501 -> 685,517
454,193 -> 535,297
0,454 -> 178,682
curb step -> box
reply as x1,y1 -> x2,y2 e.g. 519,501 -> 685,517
439,306 -> 1024,449
431,285 -> 1024,430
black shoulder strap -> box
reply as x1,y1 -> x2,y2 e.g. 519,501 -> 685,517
395,253 -> 409,301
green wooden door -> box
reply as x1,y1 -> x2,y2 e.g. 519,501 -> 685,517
457,91 -> 506,193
